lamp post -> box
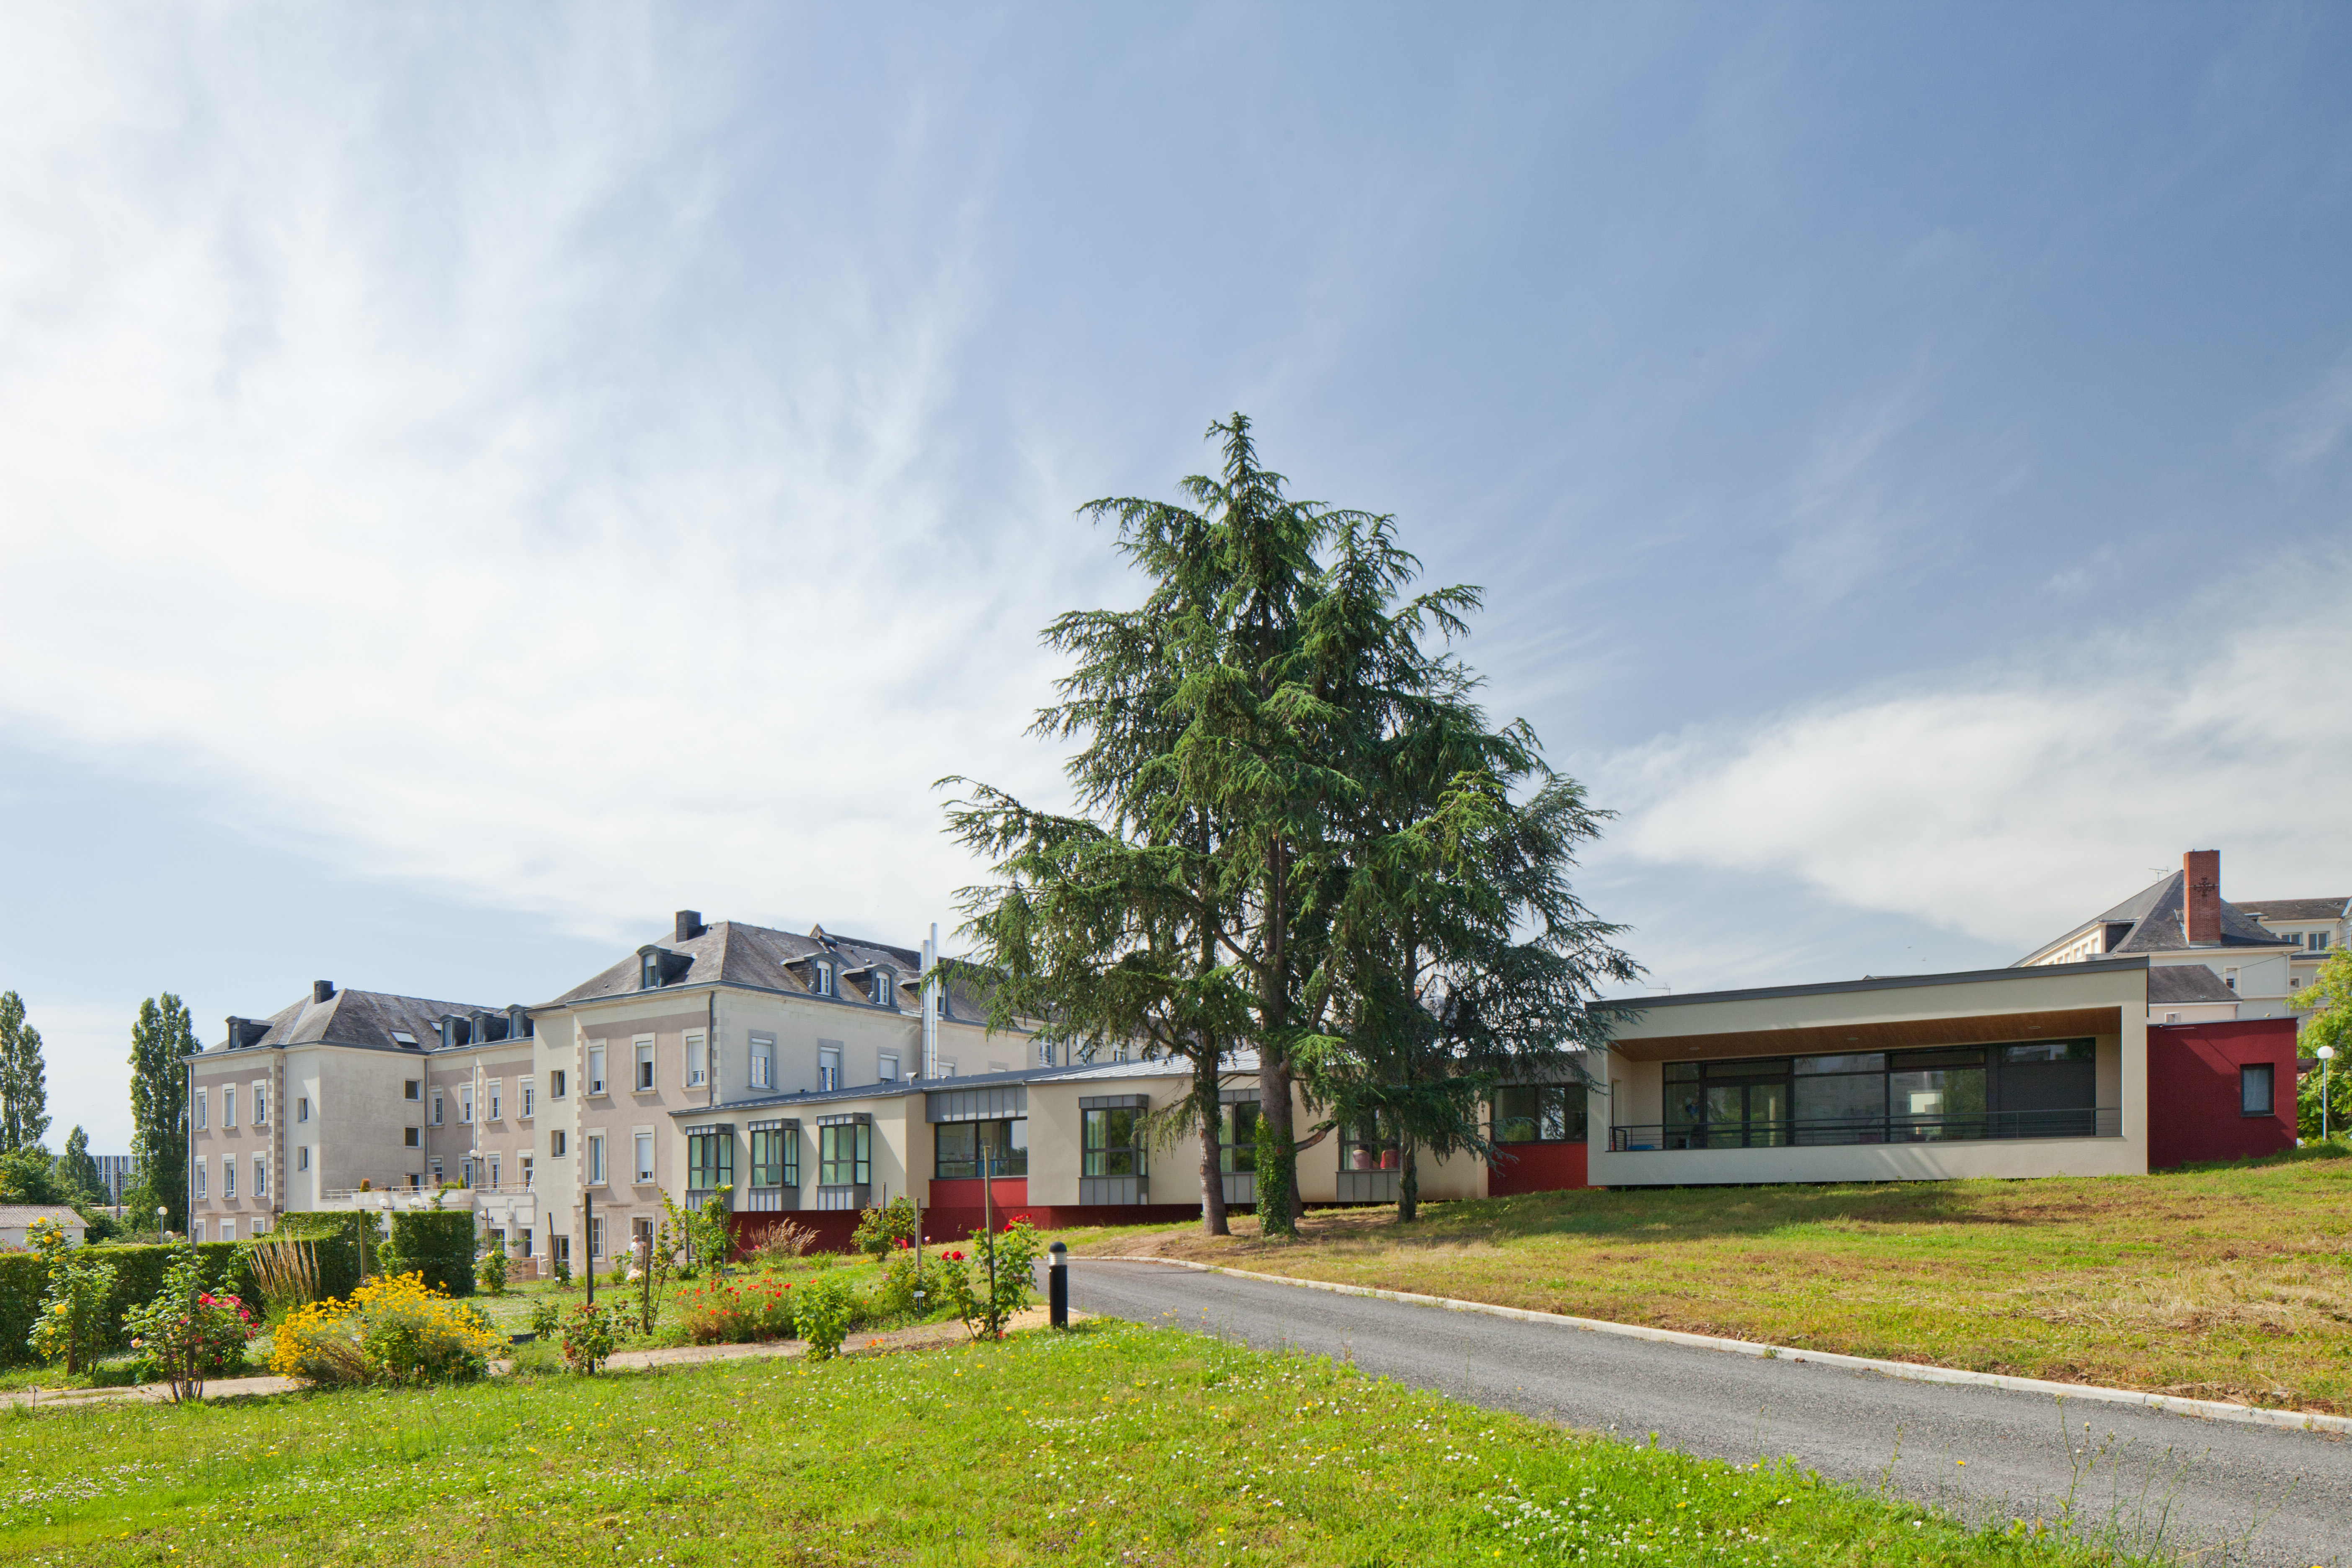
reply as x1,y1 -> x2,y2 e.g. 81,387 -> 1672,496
156,1207 -> 167,1243
2321,1045 -> 2337,1142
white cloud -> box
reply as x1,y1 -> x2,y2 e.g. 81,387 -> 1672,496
1602,553 -> 2352,953
0,10 -> 1101,950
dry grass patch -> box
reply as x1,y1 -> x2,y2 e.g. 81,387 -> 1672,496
1076,1148 -> 2352,1412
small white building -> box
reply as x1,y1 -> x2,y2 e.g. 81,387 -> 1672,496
0,1205 -> 87,1250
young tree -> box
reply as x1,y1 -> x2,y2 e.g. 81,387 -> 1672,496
129,994 -> 197,1231
0,992 -> 50,1151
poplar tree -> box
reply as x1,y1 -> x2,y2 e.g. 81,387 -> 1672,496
60,1125 -> 106,1205
0,992 -> 49,1151
129,994 -> 196,1231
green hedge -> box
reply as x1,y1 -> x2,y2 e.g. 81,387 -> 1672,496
0,1242 -> 254,1371
382,1210 -> 476,1297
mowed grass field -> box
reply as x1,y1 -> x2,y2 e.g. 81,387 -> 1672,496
1075,1148 -> 2352,1413
0,1320 -> 2151,1567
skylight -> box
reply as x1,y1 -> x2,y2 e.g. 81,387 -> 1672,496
391,1030 -> 418,1045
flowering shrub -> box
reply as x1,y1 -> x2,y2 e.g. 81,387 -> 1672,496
795,1272 -> 858,1360
678,1275 -> 798,1344
122,1245 -> 256,1401
561,1300 -> 622,1374
475,1248 -> 509,1296
875,1244 -> 965,1320
946,1220 -> 1041,1341
851,1196 -> 918,1260
26,1216 -> 116,1375
270,1273 -> 500,1387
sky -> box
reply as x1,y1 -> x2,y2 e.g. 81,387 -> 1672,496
3,4 -> 2349,1153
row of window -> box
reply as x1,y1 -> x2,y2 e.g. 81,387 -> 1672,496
193,1154 -> 269,1200
193,1083 -> 270,1129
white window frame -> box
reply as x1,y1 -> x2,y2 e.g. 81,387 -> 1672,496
222,1085 -> 237,1128
589,1216 -> 604,1259
587,1046 -> 607,1096
194,1090 -> 208,1130
219,1219 -> 235,1242
634,1130 -> 655,1184
586,1133 -> 607,1186
750,1035 -> 774,1090
521,1154 -> 534,1189
489,1155 -> 501,1189
192,1220 -> 206,1242
432,1090 -> 445,1127
404,1078 -> 421,1103
223,1159 -> 236,1199
195,1158 -> 207,1200
487,1081 -> 502,1122
252,1082 -> 268,1125
253,1154 -> 267,1197
879,1052 -> 900,1083
634,1038 -> 656,1092
818,1045 -> 842,1093
551,1068 -> 567,1099
686,1032 -> 707,1088
459,1085 -> 474,1124
519,1078 -> 535,1120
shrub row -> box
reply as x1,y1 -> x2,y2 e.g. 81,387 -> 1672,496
0,1243 -> 254,1370
381,1211 -> 476,1297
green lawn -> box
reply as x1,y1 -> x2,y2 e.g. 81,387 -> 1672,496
0,1320 -> 2151,1566
1076,1147 -> 2352,1414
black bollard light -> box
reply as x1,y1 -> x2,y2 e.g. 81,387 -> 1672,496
1048,1240 -> 1068,1328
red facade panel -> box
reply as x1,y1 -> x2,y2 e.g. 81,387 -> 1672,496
2147,1017 -> 2299,1170
1488,1141 -> 1589,1195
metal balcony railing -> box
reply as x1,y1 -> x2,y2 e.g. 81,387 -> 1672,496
1608,1106 -> 2122,1152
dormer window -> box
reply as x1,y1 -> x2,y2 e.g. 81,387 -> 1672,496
640,949 -> 664,989
873,968 -> 896,1009
812,962 -> 833,998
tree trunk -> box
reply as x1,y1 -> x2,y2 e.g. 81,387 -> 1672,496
1397,1135 -> 1419,1224
1257,1056 -> 1297,1238
1197,1045 -> 1229,1237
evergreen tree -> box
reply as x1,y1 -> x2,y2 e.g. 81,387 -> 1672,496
129,994 -> 196,1231
60,1124 -> 106,1206
0,992 -> 50,1151
951,416 -> 1635,1232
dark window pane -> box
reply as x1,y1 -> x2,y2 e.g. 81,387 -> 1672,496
2002,1040 -> 2094,1063
1796,1053 -> 1885,1075
2242,1064 -> 2274,1116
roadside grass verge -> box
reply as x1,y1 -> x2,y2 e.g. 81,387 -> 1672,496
0,1320 -> 2152,1566
1075,1150 -> 2352,1413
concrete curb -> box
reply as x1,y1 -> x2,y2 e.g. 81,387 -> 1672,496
1081,1254 -> 2352,1438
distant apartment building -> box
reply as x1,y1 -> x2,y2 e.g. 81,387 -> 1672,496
2015,850 -> 2325,1025
91,1155 -> 137,1207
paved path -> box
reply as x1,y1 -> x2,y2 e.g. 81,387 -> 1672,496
1065,1258 -> 2352,1568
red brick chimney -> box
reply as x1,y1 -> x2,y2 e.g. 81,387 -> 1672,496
2183,849 -> 2222,945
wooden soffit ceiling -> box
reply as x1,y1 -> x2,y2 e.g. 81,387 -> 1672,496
1604,1006 -> 2123,1064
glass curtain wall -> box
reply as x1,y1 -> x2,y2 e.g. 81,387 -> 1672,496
1495,1084 -> 1589,1144
1218,1100 -> 1260,1173
1661,1040 -> 2095,1147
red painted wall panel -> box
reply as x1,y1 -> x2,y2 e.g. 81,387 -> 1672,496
924,1178 -> 1029,1213
2147,1018 -> 2299,1170
1487,1141 -> 1589,1195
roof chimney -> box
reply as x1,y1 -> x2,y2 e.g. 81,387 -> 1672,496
675,909 -> 704,942
312,980 -> 335,1004
2183,849 -> 2222,945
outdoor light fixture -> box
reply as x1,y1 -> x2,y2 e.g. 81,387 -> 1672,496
156,1206 -> 166,1238
2321,1045 -> 2337,1142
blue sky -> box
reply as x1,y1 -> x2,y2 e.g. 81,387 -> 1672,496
3,4 -> 2349,1152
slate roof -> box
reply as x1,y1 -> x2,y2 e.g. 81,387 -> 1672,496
2018,871 -> 2294,965
206,988 -> 510,1055
544,919 -> 993,1019
2147,965 -> 2239,1005
0,1205 -> 85,1230
2232,897 -> 2351,923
